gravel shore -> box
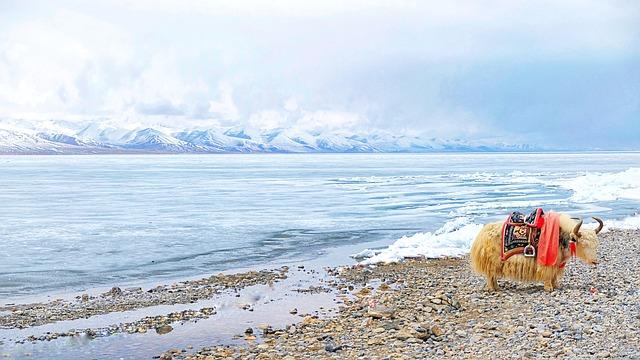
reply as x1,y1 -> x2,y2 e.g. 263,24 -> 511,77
1,229 -> 638,359
167,229 -> 640,359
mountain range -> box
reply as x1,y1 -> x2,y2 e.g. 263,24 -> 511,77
0,120 -> 542,154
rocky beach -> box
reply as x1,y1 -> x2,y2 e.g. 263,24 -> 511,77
2,1 -> 639,358
1,228 -> 639,359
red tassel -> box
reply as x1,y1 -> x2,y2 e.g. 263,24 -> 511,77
570,242 -> 577,257
535,208 -> 544,228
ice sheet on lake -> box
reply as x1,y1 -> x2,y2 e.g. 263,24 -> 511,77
555,168 -> 640,202
605,213 -> 640,231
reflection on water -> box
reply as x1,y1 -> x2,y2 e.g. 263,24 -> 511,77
0,267 -> 339,359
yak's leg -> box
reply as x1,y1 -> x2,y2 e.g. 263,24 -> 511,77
487,275 -> 499,291
543,278 -> 554,292
552,269 -> 565,289
491,277 -> 499,290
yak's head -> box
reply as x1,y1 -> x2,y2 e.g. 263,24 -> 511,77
571,217 -> 604,266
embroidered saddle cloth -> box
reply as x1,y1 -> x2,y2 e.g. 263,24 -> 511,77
501,208 -> 545,261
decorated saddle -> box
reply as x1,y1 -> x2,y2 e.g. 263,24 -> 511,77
501,208 -> 545,261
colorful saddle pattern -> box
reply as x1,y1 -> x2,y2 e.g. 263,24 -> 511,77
501,208 -> 545,261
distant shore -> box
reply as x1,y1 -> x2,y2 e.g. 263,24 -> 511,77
2,150 -> 640,156
1,228 -> 638,359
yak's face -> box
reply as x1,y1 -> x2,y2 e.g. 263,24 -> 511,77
573,229 -> 600,265
570,217 -> 604,266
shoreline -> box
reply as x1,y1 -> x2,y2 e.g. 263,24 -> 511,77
0,268 -> 289,330
0,228 -> 638,359
3,151 -> 640,156
0,232 -> 397,305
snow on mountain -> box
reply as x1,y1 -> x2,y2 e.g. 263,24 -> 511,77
174,129 -> 264,152
314,132 -> 376,152
38,132 -> 102,147
174,129 -> 228,151
123,128 -> 195,152
0,128 -> 80,154
223,128 -> 252,140
260,128 -> 318,152
76,122 -> 135,144
364,132 -> 436,152
0,120 -> 546,154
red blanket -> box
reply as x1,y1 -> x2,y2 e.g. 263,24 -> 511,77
537,212 -> 560,266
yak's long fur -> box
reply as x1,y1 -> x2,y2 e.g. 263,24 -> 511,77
470,213 -> 598,291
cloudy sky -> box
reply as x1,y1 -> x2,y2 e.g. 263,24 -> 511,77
0,0 -> 638,148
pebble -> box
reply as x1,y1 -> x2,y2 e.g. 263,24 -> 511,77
367,305 -> 395,319
325,339 -> 342,352
155,325 -> 173,335
431,325 -> 444,337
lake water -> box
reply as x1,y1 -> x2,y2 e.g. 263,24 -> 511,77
1,153 -> 639,298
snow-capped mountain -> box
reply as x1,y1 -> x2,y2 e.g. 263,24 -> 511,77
123,128 -> 196,152
0,120 -> 545,154
174,129 -> 265,152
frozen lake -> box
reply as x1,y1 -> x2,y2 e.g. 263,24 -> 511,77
1,153 -> 639,298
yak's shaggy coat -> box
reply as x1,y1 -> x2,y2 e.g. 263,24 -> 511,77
470,213 -> 601,291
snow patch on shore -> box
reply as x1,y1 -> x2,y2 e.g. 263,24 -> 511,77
355,217 -> 484,264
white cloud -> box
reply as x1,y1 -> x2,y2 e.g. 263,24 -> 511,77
248,110 -> 287,129
0,9 -> 133,113
207,83 -> 240,122
247,108 -> 366,133
284,97 -> 299,112
0,0 -> 637,146
295,110 -> 366,132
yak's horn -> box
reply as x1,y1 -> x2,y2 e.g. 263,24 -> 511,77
593,217 -> 604,234
572,218 -> 583,238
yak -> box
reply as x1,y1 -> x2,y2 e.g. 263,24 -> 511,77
470,213 -> 603,292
